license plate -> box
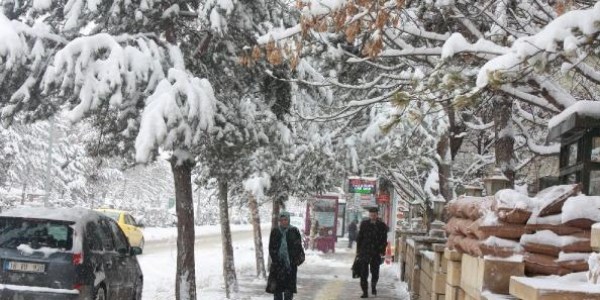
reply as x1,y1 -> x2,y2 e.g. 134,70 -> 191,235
4,261 -> 45,273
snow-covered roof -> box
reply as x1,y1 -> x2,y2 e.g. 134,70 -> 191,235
0,207 -> 102,224
547,101 -> 600,142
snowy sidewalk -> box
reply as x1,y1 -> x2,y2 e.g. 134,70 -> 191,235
234,240 -> 409,300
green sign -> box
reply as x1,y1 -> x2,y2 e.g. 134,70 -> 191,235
348,178 -> 376,194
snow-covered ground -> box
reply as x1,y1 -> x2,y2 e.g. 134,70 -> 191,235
140,224 -> 270,299
140,225 -> 408,300
142,223 -> 264,243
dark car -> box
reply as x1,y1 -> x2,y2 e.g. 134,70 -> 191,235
0,207 -> 143,300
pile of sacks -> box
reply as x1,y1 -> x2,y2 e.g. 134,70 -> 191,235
445,184 -> 600,276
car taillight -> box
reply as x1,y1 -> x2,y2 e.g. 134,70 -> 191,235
72,253 -> 83,265
73,283 -> 84,290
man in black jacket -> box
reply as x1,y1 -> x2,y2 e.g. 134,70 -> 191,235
266,211 -> 305,300
356,207 -> 389,298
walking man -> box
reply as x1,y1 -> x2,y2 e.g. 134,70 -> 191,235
356,207 -> 389,298
348,218 -> 358,248
266,211 -> 305,300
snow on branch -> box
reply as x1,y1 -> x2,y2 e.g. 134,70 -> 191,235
562,60 -> 600,85
441,33 -> 509,59
512,116 -> 559,156
531,75 -> 577,108
135,69 -> 216,163
243,173 -> 271,198
42,33 -> 168,122
498,85 -> 560,113
0,17 -> 27,70
477,3 -> 600,88
464,120 -> 494,131
257,25 -> 302,45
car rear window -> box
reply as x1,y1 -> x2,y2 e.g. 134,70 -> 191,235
0,218 -> 74,250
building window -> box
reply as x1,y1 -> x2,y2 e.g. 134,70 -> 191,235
567,142 -> 579,166
592,137 -> 600,163
590,170 -> 600,196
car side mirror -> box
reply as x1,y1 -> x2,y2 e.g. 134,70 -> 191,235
137,223 -> 145,228
130,247 -> 143,256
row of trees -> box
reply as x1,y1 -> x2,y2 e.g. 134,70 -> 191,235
2,0 -> 599,299
1,0 -> 343,298
257,0 -> 600,207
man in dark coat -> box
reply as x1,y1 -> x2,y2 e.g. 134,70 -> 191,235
356,207 -> 389,298
266,211 -> 305,300
348,218 -> 358,248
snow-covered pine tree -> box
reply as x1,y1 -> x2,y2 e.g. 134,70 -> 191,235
0,1 -> 219,299
195,1 -> 301,297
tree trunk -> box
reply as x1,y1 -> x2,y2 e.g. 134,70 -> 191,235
494,96 -> 515,187
271,196 -> 280,230
218,179 -> 238,298
268,198 -> 280,269
437,131 -> 452,202
21,182 -> 27,205
248,193 -> 266,278
170,159 -> 197,300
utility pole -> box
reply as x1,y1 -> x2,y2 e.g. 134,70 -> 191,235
44,118 -> 54,207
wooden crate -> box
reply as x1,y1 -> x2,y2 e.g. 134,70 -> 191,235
592,225 -> 600,251
420,274 -> 432,300
460,254 -> 524,298
421,269 -> 433,295
445,248 -> 463,262
422,251 -> 435,278
433,272 -> 447,294
432,294 -> 446,300
446,284 -> 466,300
510,277 -> 600,300
447,261 -> 462,287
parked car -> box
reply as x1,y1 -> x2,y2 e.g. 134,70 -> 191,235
0,207 -> 143,300
95,208 -> 145,250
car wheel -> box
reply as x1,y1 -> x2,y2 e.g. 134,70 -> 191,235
139,238 -> 145,250
95,286 -> 106,300
133,277 -> 143,300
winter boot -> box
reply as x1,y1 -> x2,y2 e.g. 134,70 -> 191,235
372,280 -> 377,295
361,281 -> 369,298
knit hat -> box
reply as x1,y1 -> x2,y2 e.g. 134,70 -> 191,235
279,211 -> 291,219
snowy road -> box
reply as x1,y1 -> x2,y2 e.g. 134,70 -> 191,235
139,225 -> 271,299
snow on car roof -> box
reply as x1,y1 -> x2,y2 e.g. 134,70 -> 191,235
0,207 -> 103,224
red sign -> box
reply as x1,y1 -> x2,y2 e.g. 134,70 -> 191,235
376,193 -> 390,203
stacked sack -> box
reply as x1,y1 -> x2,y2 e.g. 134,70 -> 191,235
444,194 -> 525,259
444,184 -> 585,266
520,186 -> 600,276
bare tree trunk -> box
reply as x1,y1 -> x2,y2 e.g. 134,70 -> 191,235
218,179 -> 238,298
494,96 -> 515,187
21,182 -> 26,205
248,193 -> 266,278
170,159 -> 196,300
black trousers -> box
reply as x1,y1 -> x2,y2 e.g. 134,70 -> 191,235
359,255 -> 381,292
274,291 -> 293,300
